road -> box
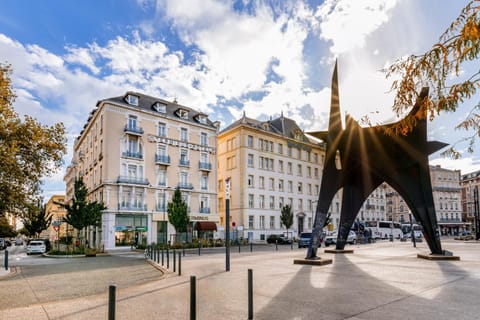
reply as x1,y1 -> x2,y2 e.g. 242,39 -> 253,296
0,247 -> 162,311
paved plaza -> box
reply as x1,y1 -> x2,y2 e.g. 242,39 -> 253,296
1,240 -> 480,319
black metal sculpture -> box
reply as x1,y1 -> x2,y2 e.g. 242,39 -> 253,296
306,62 -> 447,259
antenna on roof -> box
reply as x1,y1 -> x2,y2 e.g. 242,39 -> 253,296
173,95 -> 178,104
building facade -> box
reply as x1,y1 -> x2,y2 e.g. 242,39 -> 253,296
430,165 -> 464,235
358,183 -> 387,222
65,92 -> 219,250
217,113 -> 332,242
460,170 -> 480,234
40,195 -> 67,241
385,165 -> 464,235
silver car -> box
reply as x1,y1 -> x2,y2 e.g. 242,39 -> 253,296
26,241 -> 46,255
325,230 -> 357,246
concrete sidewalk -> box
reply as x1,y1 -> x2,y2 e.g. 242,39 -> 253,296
1,240 -> 480,320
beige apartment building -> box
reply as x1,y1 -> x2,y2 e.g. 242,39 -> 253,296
40,195 -> 67,241
64,92 -> 219,250
217,113 -> 331,242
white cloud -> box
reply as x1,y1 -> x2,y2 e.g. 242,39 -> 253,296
65,45 -> 100,74
315,0 -> 399,54
430,157 -> 480,175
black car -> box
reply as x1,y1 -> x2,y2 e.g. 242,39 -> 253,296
266,234 -> 292,244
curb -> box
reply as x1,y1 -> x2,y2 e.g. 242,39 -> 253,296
0,266 -> 20,279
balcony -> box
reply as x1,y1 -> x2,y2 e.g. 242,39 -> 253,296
199,207 -> 211,214
155,154 -> 171,165
122,151 -> 143,159
439,218 -> 463,223
118,203 -> 148,211
124,125 -> 144,136
177,182 -> 194,190
179,159 -> 190,167
117,176 -> 149,185
199,161 -> 212,171
156,204 -> 166,212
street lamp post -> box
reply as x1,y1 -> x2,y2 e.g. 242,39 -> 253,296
409,213 -> 416,248
225,178 -> 231,272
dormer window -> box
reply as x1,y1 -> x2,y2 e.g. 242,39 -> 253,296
126,94 -> 139,106
177,109 -> 189,119
293,128 -> 303,140
196,114 -> 207,124
153,102 -> 166,113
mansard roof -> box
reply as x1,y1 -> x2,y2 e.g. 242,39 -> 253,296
221,112 -> 321,146
97,91 -> 218,129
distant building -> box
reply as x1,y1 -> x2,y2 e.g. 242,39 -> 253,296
460,170 -> 480,233
359,183 -> 387,222
386,165 -> 464,235
40,195 -> 67,241
217,112 -> 329,241
64,92 -> 220,250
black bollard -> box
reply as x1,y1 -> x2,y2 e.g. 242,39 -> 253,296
167,248 -> 170,269
178,252 -> 182,276
108,285 -> 116,320
173,249 -> 176,272
190,276 -> 196,320
239,241 -> 241,253
198,242 -> 201,256
250,241 -> 253,252
275,240 -> 278,251
162,248 -> 164,266
183,242 -> 186,257
4,250 -> 8,270
248,269 -> 253,320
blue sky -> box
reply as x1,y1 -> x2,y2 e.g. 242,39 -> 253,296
1,0 -> 478,200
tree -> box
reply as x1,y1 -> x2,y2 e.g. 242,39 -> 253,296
0,63 -> 66,217
384,1 -> 479,158
167,187 -> 190,242
0,215 -> 16,237
280,204 -> 294,238
59,177 -> 106,246
22,202 -> 51,238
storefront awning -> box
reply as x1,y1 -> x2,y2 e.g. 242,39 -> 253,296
194,221 -> 217,231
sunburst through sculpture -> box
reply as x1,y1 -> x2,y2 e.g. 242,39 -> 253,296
306,62 -> 447,259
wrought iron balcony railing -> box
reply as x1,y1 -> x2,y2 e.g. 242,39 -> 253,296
199,161 -> 212,171
177,182 -> 194,190
179,159 -> 190,166
122,151 -> 143,159
118,203 -> 148,211
117,176 -> 149,185
199,207 -> 211,214
124,125 -> 144,135
155,154 -> 171,165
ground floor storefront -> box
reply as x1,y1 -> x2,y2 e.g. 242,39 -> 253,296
439,222 -> 471,236
101,212 -> 219,250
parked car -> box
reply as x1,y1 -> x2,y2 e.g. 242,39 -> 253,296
26,240 -> 46,255
298,232 -> 312,248
28,238 -> 51,252
325,230 -> 357,246
266,234 -> 292,244
0,238 -> 5,250
15,238 -> 23,246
